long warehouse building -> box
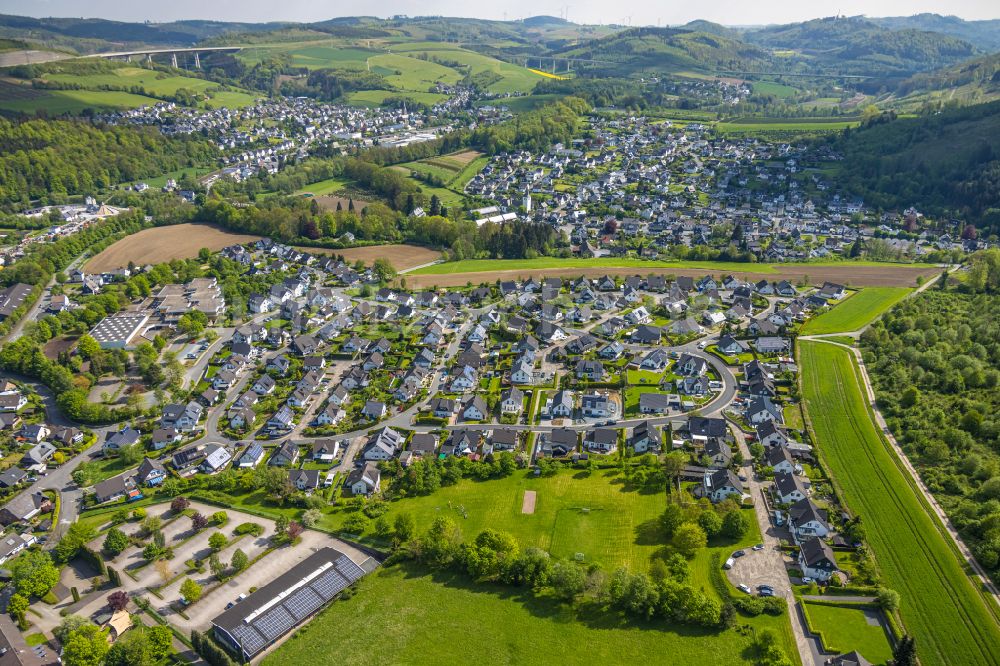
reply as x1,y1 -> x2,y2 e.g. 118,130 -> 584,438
212,546 -> 367,661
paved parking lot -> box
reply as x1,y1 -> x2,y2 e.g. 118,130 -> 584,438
65,501 -> 371,638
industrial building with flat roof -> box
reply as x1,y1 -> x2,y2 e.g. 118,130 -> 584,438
212,546 -> 368,660
89,311 -> 150,349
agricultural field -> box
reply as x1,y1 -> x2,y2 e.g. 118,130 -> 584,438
799,341 -> 1000,666
263,562 -> 797,666
298,244 -> 440,272
0,84 -> 161,115
407,258 -> 939,290
748,81 -> 799,98
3,66 -> 259,114
390,42 -> 550,94
800,287 -> 913,335
801,601 -> 893,664
715,117 -> 861,134
83,223 -> 262,271
346,90 -> 448,107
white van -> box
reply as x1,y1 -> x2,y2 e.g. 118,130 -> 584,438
723,557 -> 735,570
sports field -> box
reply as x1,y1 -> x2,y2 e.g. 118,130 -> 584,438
263,563 -> 797,666
84,223 -> 262,271
800,341 -> 1000,666
800,287 -> 912,335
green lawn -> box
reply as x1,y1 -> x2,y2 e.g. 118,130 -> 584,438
799,341 -> 1000,666
802,602 -> 893,664
323,469 -> 666,570
263,562 -> 797,666
800,288 -> 912,335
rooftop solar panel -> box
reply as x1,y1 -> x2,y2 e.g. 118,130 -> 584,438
312,569 -> 348,598
255,605 -> 295,642
283,586 -> 323,621
231,624 -> 267,656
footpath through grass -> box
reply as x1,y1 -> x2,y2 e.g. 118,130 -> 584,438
800,341 -> 1000,666
263,563 -> 797,666
800,288 -> 912,335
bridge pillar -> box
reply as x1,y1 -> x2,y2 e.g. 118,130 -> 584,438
126,54 -> 132,63
194,52 -> 201,69
171,53 -> 178,69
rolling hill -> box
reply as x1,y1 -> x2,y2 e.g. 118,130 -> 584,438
830,100 -> 1000,231
869,13 -> 1000,51
884,52 -> 1000,109
554,27 -> 771,77
745,15 -> 979,76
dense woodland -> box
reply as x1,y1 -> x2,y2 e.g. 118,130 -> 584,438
0,117 -> 217,209
829,102 -> 1000,236
862,250 -> 1000,576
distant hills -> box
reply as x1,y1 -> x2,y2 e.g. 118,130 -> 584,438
743,15 -> 978,76
869,14 -> 1000,51
554,27 -> 770,76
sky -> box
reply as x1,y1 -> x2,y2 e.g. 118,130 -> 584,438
3,0 -> 998,27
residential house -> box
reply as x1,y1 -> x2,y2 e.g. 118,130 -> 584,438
774,471 -> 808,504
704,468 -> 743,503
798,537 -> 838,581
583,428 -> 618,453
289,469 -> 321,492
538,428 -> 577,457
346,461 -> 381,496
235,442 -> 266,468
136,457 -> 167,486
270,441 -> 300,467
788,498 -> 831,539
500,387 -> 524,414
629,421 -> 660,453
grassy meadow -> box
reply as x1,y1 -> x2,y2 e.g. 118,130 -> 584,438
800,287 -> 912,335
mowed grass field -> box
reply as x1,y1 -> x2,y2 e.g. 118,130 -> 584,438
802,602 -> 893,664
800,287 -> 912,335
324,470 -> 667,570
800,341 -> 1000,666
84,223 -> 262,271
263,562 -> 796,666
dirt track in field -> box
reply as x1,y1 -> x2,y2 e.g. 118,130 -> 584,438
84,223 -> 262,272
400,264 -> 938,289
296,244 -> 441,272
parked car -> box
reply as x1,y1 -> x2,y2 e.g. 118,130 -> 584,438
722,557 -> 735,570
758,588 -> 775,597
752,543 -> 765,551
737,584 -> 752,595
732,550 -> 746,558
802,577 -> 814,584
756,585 -> 773,593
